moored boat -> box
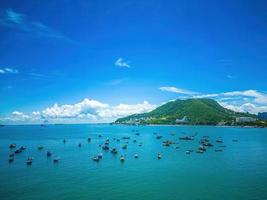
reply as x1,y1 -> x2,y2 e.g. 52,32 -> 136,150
9,144 -> 16,149
120,155 -> 125,162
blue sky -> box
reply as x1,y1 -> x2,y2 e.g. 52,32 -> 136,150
0,0 -> 267,124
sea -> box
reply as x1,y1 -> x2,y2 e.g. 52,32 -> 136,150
0,124 -> 267,200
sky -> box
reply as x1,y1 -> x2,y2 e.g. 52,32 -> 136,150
0,0 -> 267,124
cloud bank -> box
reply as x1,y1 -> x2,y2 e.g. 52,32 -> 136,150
0,99 -> 156,124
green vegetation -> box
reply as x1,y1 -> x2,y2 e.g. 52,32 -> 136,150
115,98 -> 256,125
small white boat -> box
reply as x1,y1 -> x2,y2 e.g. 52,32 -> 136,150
92,156 -> 100,162
134,154 -> 138,158
53,156 -> 61,163
120,155 -> 125,162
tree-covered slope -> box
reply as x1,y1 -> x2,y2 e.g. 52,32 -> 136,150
115,98 -> 255,125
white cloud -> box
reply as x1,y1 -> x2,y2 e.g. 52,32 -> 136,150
1,98 -> 156,124
115,58 -> 130,68
195,90 -> 267,104
11,111 -> 30,121
0,67 -> 19,74
42,98 -> 109,119
159,86 -> 197,95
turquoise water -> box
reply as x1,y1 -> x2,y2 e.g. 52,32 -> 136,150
0,124 -> 267,200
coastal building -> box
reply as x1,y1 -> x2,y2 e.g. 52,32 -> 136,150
176,116 -> 188,124
236,117 -> 256,123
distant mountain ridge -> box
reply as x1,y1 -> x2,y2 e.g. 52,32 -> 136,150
115,98 -> 256,125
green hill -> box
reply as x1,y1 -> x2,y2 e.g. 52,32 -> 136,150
115,98 -> 256,125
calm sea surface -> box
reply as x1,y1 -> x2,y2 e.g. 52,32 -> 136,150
0,124 -> 267,200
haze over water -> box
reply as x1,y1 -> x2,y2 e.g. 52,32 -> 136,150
1,124 -> 267,200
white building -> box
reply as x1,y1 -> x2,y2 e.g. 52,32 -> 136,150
176,116 -> 188,124
236,117 -> 256,123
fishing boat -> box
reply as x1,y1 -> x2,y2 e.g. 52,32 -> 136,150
14,149 -> 22,154
26,157 -> 34,165
196,150 -> 204,154
157,153 -> 162,159
9,158 -> 14,162
198,145 -> 207,151
26,160 -> 32,165
186,150 -> 191,155
88,138 -> 91,142
216,138 -> 223,143
38,146 -> 44,150
9,153 -> 15,158
92,156 -> 100,162
102,145 -> 109,151
63,139 -> 66,143
111,148 -> 118,154
120,155 -> 125,162
53,156 -> 61,163
98,153 -> 103,159
47,151 -> 52,157
122,144 -> 127,149
19,146 -> 26,151
9,144 -> 16,149
179,136 -> 194,141
156,135 -> 163,139
134,154 -> 138,158
203,142 -> 214,147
